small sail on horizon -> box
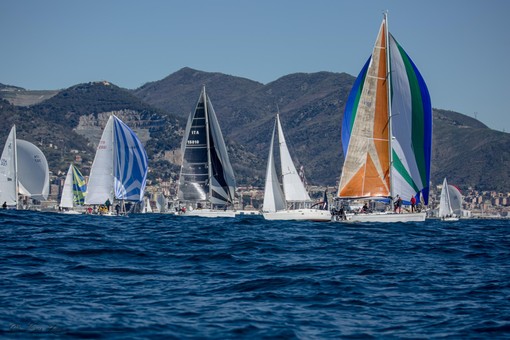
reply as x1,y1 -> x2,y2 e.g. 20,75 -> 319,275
60,163 -> 87,209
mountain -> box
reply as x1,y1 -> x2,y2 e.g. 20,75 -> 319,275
0,81 -> 184,181
132,68 -> 510,191
1,68 -> 509,192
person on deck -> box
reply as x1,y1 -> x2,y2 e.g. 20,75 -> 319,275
105,198 -> 111,212
410,196 -> 417,212
394,195 -> 403,213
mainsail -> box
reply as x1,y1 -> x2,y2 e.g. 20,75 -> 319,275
439,178 -> 453,217
178,86 -> 236,207
60,163 -> 87,208
0,126 -> 17,206
85,115 -> 148,205
262,118 -> 286,212
277,114 -> 311,203
338,13 -> 432,205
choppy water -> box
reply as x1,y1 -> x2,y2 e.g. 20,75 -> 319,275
0,209 -> 509,339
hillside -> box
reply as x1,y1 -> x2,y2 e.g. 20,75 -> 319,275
0,82 -> 184,181
1,69 -> 509,191
132,68 -> 510,191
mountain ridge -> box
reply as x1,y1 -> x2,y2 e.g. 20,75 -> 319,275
1,68 -> 509,191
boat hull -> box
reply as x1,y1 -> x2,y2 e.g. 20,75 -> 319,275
181,209 -> 236,218
441,217 -> 459,222
334,212 -> 426,223
263,209 -> 331,222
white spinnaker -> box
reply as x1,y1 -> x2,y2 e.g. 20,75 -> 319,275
16,139 -> 49,200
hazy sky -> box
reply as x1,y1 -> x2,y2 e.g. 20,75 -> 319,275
1,0 -> 509,132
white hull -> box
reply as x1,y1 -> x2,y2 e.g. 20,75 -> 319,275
334,211 -> 426,223
441,217 -> 459,222
60,210 -> 82,215
181,209 -> 236,218
235,210 -> 261,216
263,209 -> 331,222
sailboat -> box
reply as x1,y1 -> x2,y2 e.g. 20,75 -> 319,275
59,163 -> 87,214
335,13 -> 432,223
0,125 -> 50,209
262,113 -> 331,222
438,178 -> 460,221
84,115 -> 149,214
177,86 -> 236,218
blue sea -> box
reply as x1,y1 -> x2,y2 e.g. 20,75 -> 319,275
1,210 -> 509,339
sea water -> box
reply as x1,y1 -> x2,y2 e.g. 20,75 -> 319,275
0,209 -> 509,339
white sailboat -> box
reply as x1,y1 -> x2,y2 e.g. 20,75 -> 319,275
262,113 -> 331,222
85,115 -> 149,213
438,178 -> 460,221
0,125 -> 50,209
0,126 -> 18,208
334,13 -> 432,223
142,197 -> 153,213
177,86 -> 236,218
59,163 -> 87,214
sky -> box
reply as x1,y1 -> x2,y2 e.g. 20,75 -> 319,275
1,0 -> 509,132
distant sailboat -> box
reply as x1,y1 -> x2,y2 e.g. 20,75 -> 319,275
0,126 -> 18,208
438,178 -> 460,221
177,86 -> 236,218
335,13 -> 432,222
262,113 -> 331,222
60,163 -> 87,213
0,125 -> 49,209
85,115 -> 148,213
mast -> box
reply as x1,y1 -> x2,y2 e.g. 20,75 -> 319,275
111,115 -> 116,205
384,11 -> 395,199
203,85 -> 212,206
13,125 -> 19,208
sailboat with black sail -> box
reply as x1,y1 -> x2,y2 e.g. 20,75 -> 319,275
334,13 -> 432,222
177,86 -> 236,217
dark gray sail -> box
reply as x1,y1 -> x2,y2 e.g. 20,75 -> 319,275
178,86 -> 236,207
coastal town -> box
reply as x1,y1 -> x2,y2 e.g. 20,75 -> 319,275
41,168 -> 510,219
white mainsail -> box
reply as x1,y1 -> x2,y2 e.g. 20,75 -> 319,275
262,119 -> 286,212
60,163 -> 75,208
0,126 -> 17,206
276,114 -> 311,203
85,116 -> 115,205
439,178 -> 454,217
